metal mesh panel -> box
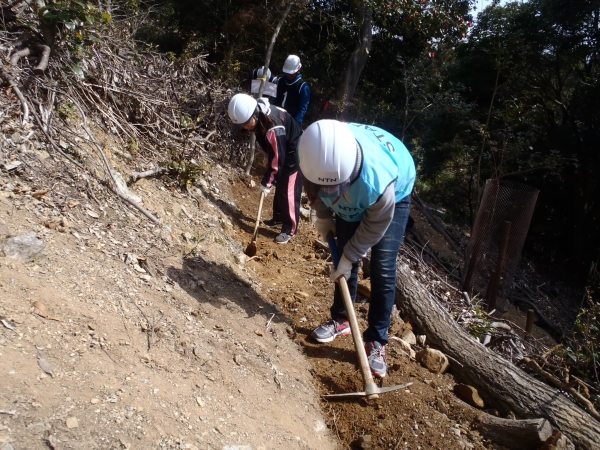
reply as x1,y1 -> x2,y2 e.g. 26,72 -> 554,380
462,179 -> 539,311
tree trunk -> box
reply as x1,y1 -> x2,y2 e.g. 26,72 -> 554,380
244,0 -> 294,175
395,262 -> 600,449
477,414 -> 553,449
336,0 -> 372,101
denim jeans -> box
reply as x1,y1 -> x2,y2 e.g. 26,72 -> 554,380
330,194 -> 411,345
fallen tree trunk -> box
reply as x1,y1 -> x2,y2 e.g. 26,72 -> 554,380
477,414 -> 553,449
395,262 -> 600,449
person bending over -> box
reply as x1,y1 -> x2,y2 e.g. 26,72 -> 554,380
297,120 -> 416,378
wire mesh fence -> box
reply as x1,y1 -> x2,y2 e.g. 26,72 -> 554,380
462,179 -> 540,311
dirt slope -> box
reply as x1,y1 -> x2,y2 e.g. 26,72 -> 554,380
1,133 -> 498,450
0,155 -> 337,449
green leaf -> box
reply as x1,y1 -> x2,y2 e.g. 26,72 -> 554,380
86,34 -> 101,43
103,12 -> 111,23
70,64 -> 85,79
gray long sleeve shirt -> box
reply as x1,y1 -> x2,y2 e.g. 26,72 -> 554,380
312,181 -> 397,263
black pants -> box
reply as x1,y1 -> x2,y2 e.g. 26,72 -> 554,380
271,170 -> 302,235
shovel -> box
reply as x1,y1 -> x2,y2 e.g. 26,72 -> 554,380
244,191 -> 266,257
324,234 -> 413,400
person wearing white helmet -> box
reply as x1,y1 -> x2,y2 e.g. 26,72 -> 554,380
228,93 -> 303,244
273,55 -> 310,126
297,120 -> 416,379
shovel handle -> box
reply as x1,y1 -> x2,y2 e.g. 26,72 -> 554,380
251,191 -> 266,242
327,235 -> 379,399
327,233 -> 341,267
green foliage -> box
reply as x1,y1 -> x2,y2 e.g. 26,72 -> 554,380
549,295 -> 600,405
166,159 -> 206,190
127,140 -> 139,158
56,101 -> 76,119
39,1 -> 110,51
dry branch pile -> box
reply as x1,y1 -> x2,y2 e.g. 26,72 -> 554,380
1,5 -> 248,224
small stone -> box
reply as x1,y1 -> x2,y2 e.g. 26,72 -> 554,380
437,399 -> 448,415
357,279 -> 371,299
416,335 -> 426,346
196,397 -> 205,407
4,161 -> 22,171
294,291 -> 309,298
416,348 -> 449,374
401,329 -> 417,345
2,232 -> 45,263
173,204 -> 182,216
66,417 -> 78,429
358,434 -> 372,449
90,398 -> 99,404
0,223 -> 9,239
454,384 -> 485,408
393,337 -> 416,359
254,329 -> 264,337
249,180 -> 256,188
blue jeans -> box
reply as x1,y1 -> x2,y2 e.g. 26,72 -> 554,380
330,194 -> 411,345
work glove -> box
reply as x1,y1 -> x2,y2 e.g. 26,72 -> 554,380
259,185 -> 271,198
315,217 -> 336,241
330,254 -> 353,282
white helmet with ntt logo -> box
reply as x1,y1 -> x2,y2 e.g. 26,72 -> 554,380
298,120 -> 359,198
283,55 -> 302,74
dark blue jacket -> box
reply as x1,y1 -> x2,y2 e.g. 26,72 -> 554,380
273,74 -> 310,126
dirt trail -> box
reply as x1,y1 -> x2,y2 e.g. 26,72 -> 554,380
1,139 -> 494,450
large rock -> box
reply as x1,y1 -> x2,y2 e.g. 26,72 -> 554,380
1,232 -> 45,263
416,348 -> 449,374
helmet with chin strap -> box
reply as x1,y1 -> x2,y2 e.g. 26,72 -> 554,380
227,94 -> 258,125
298,120 -> 360,198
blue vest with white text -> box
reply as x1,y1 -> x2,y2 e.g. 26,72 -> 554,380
321,123 -> 416,222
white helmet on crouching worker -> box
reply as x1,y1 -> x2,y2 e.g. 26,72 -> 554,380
283,55 -> 302,74
298,120 -> 362,199
227,93 -> 258,126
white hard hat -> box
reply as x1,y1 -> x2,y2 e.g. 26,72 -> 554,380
228,93 -> 257,125
298,120 -> 359,198
256,66 -> 271,80
282,55 -> 302,74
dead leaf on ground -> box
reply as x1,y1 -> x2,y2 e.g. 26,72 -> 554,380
68,201 -> 80,208
32,301 -> 61,321
87,210 -> 100,219
37,353 -> 54,377
254,329 -> 264,337
32,189 -> 50,199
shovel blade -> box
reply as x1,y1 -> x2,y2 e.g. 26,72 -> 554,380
244,241 -> 257,257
